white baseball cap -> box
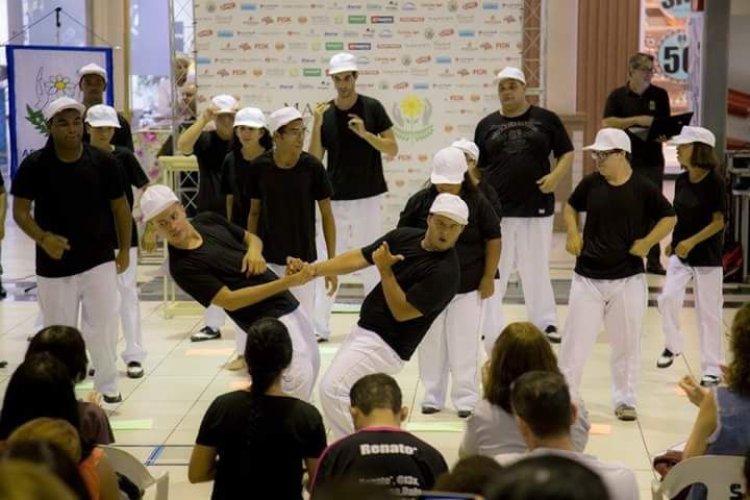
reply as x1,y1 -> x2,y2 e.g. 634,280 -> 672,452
85,104 -> 121,128
669,126 -> 716,148
211,94 -> 239,114
234,107 -> 267,129
43,97 -> 86,122
451,138 -> 479,162
494,66 -> 526,85
141,185 -> 180,221
429,193 -> 469,226
269,107 -> 303,134
78,63 -> 107,83
328,52 -> 358,75
583,128 -> 632,153
431,147 -> 468,185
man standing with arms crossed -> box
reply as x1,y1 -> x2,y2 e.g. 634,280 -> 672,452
603,52 -> 672,274
309,52 -> 399,342
12,97 -> 132,403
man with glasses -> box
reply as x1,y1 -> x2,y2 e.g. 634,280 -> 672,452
248,107 -> 336,323
603,52 -> 672,274
558,128 -> 675,422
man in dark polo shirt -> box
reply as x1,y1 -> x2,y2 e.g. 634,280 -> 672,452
603,52 -> 671,274
311,373 -> 447,498
309,52 -> 398,342
12,96 -> 132,403
177,94 -> 238,342
78,63 -> 134,151
141,184 -> 320,400
300,193 -> 467,438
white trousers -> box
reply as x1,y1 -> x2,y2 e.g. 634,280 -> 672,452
268,263 -> 315,327
204,304 -> 245,353
117,247 -> 146,364
418,291 -> 482,411
493,216 -> 557,346
657,256 -> 723,377
278,308 -> 320,401
319,326 -> 404,438
313,196 -> 382,338
37,261 -> 119,395
480,273 -> 505,354
558,273 -> 647,408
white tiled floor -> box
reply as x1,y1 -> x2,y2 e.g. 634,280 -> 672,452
0,213 -> 741,499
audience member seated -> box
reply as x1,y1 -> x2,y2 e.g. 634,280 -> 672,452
0,439 -> 92,500
8,417 -> 83,463
0,460 -> 79,500
26,326 -> 115,445
434,455 -> 503,496
680,302 -> 750,461
499,371 -> 638,500
0,353 -> 120,500
483,455 -> 610,500
460,322 -> 589,457
189,317 -> 327,500
311,373 -> 448,498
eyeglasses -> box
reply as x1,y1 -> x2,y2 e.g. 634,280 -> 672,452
590,150 -> 619,162
635,66 -> 655,74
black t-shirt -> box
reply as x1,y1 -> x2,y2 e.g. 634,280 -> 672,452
312,427 -> 448,499
474,106 -> 574,217
111,146 -> 149,248
220,149 -> 261,227
671,171 -> 726,267
321,94 -> 393,200
568,172 -> 675,279
194,131 -> 232,215
603,84 -> 671,171
358,228 -> 460,360
82,112 -> 134,151
248,151 -> 333,265
197,391 -> 327,500
398,187 -> 501,292
478,180 -> 503,219
11,144 -> 125,278
168,212 -> 298,331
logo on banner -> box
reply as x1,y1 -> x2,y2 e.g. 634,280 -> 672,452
392,95 -> 434,142
371,16 -> 394,23
657,31 -> 689,81
349,15 -> 367,23
326,42 -> 345,50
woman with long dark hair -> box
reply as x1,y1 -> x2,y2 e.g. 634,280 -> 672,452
189,317 -> 327,500
398,146 -> 502,418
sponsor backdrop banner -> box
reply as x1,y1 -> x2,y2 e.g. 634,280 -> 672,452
194,0 -> 524,230
5,45 -> 114,176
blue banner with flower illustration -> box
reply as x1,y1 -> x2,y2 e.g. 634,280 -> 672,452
5,45 -> 113,177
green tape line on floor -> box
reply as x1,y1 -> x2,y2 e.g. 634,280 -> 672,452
110,419 -> 154,430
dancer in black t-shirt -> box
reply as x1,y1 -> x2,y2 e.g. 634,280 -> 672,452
85,104 -> 150,380
558,128 -> 675,422
603,52 -> 672,274
190,318 -> 327,500
177,94 -> 238,342
310,52 -> 398,342
289,193 -> 468,438
312,374 -> 447,499
141,185 -> 319,400
474,66 -> 574,345
12,97 -> 132,403
78,63 -> 134,151
398,146 -> 501,417
656,127 -> 726,387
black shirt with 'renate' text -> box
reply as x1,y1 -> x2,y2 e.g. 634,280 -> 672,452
474,105 -> 573,218
11,144 -> 125,278
358,228 -> 460,360
312,427 -> 448,499
568,172 -> 675,280
671,171 -> 726,267
168,212 -> 298,332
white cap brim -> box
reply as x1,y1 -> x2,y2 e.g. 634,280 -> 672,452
44,102 -> 86,122
329,64 -> 358,75
86,118 -> 121,128
430,173 -> 463,185
431,211 -> 468,226
234,120 -> 266,128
